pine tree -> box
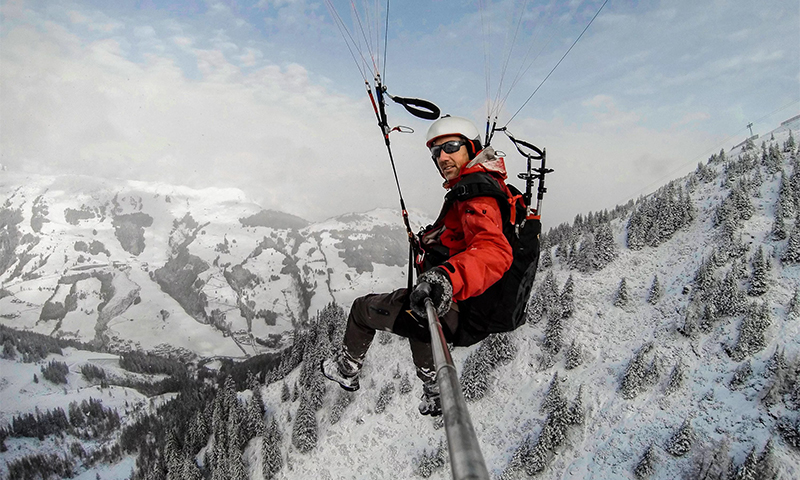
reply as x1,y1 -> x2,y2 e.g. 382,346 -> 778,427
782,220 -> 800,263
666,417 -> 695,457
665,361 -> 685,395
291,395 -> 317,453
565,340 -> 583,370
789,287 -> 800,318
528,271 -> 559,324
634,444 -> 655,479
399,373 -> 412,395
694,256 -> 716,295
329,390 -> 353,425
594,222 -> 618,269
714,269 -> 745,317
541,373 -> 564,413
560,275 -> 575,319
280,382 -> 290,403
164,432 -> 181,480
461,349 -> 490,402
375,382 -> 395,414
614,277 -> 629,307
785,130 -> 796,153
772,203 -> 788,240
262,415 -> 283,480
729,360 -> 752,390
646,274 -> 663,305
746,246 -> 768,296
540,247 -> 552,269
620,343 -> 653,399
778,170 -> 795,218
568,385 -> 584,426
181,453 -> 202,480
728,302 -> 771,361
543,312 -> 563,356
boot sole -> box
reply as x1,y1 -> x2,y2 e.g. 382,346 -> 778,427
320,360 -> 360,392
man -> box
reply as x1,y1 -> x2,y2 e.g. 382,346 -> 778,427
322,115 -> 513,416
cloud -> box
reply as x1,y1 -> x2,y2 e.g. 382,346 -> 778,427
1,0 -> 797,230
0,6 -> 397,221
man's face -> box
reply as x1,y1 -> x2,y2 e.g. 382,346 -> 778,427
432,135 -> 470,181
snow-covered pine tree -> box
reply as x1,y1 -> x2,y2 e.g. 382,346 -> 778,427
483,332 -> 517,368
528,270 -> 560,324
782,219 -> 800,263
785,130 -> 796,153
594,222 -> 617,269
713,269 -> 746,317
329,390 -> 353,425
620,343 -> 654,399
460,349 -> 490,402
245,370 -> 265,440
752,162 -> 764,191
375,381 -> 395,414
573,233 -> 597,273
633,444 -> 656,479
763,347 -> 787,378
777,416 -> 800,450
789,287 -> 800,318
262,415 -> 282,480
280,382 -> 290,403
614,277 -> 629,307
565,339 -> 583,370
646,274 -> 663,305
728,302 -> 771,361
414,440 -> 446,478
226,398 -> 247,480
560,275 -> 575,319
541,372 -> 564,414
748,246 -> 769,296
694,256 -> 716,295
568,385 -> 584,426
665,417 -> 695,457
729,360 -> 753,390
692,440 -> 732,480
291,395 -> 317,453
778,170 -> 795,218
164,431 -> 181,480
181,453 -> 202,480
664,360 -> 685,396
540,245 -> 553,269
543,310 -> 563,356
771,209 -> 787,240
399,373 -> 412,395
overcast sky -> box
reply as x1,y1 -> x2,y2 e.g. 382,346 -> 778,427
1,0 -> 798,230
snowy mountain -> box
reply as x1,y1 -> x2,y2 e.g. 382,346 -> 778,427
0,174 -> 429,359
1,118 -> 799,479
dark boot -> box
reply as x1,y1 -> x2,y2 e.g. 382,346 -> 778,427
418,381 -> 442,416
321,349 -> 362,391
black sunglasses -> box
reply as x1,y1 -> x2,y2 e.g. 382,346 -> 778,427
430,140 -> 467,159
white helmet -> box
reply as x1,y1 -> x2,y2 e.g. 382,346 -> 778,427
425,115 -> 481,148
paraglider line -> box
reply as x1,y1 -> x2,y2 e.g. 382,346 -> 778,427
505,0 -> 609,126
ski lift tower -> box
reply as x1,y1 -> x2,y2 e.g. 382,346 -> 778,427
747,122 -> 754,137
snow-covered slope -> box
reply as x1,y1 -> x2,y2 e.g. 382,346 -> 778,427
0,174 -> 431,358
2,119 -> 799,480
243,120 -> 799,479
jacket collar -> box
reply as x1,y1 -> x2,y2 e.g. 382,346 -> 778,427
443,146 -> 508,189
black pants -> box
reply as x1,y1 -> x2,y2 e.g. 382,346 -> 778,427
342,288 -> 459,384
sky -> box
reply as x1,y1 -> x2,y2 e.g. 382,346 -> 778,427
1,0 -> 798,230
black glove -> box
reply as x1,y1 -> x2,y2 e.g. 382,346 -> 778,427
410,267 -> 453,319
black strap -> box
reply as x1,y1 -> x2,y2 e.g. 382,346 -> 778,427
390,95 -> 441,120
445,172 -> 509,204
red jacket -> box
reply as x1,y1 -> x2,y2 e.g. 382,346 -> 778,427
420,147 -> 513,302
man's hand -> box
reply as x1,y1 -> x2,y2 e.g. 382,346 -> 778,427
410,267 -> 453,319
